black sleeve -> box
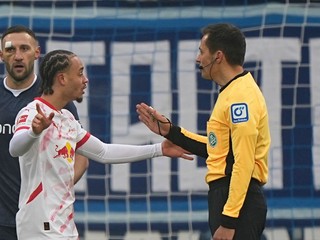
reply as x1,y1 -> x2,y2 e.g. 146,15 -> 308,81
165,125 -> 208,159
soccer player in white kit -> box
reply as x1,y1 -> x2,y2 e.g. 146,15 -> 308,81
9,49 -> 192,240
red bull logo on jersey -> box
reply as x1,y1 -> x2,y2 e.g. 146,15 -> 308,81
54,142 -> 75,163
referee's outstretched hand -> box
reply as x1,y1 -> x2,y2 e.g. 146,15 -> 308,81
136,102 -> 171,137
32,103 -> 55,135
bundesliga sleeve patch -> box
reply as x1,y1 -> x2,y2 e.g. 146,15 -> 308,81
17,115 -> 28,124
231,103 -> 249,123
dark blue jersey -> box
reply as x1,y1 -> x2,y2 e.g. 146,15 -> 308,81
0,77 -> 79,227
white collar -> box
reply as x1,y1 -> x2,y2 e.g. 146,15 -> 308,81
4,75 -> 37,97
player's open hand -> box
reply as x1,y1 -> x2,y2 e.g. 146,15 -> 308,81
136,102 -> 171,136
161,139 -> 193,160
32,103 -> 54,135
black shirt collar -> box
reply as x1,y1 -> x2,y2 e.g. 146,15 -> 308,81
219,70 -> 248,93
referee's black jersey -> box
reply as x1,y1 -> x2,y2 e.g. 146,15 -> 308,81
166,71 -> 271,219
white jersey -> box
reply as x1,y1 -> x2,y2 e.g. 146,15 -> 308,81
14,98 -> 87,240
11,97 -> 163,240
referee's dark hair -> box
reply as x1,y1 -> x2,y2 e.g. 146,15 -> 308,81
201,23 -> 246,66
39,49 -> 76,95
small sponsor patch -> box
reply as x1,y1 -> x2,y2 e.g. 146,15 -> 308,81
44,222 -> 50,231
231,103 -> 249,123
17,115 -> 28,124
208,132 -> 217,147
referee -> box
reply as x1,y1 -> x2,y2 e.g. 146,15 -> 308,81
136,23 -> 271,240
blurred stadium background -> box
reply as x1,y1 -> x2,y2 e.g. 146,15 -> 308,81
0,0 -> 319,239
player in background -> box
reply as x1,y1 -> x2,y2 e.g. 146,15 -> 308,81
9,49 -> 193,240
136,23 -> 271,240
0,25 -> 89,240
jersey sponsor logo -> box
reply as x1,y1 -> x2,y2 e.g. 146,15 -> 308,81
231,103 -> 249,123
0,123 -> 15,134
208,132 -> 217,147
54,142 -> 75,163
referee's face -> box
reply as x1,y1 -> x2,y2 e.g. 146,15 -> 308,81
196,34 -> 216,81
0,32 -> 40,87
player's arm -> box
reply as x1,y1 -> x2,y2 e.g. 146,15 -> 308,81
73,154 -> 89,184
64,101 -> 89,184
9,104 -> 53,157
76,134 -> 193,164
9,128 -> 40,157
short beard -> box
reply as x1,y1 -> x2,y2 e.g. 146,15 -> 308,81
8,63 -> 33,83
75,97 -> 83,103
9,71 -> 29,83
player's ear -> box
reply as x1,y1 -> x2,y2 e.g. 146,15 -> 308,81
56,72 -> 67,86
0,50 -> 4,62
35,46 -> 41,60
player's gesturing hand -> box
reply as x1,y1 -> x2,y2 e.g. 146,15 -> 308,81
32,103 -> 55,135
161,139 -> 193,161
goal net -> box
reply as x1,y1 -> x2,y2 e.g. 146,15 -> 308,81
0,1 -> 319,239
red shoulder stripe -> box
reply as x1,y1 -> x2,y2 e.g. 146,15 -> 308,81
76,132 -> 91,149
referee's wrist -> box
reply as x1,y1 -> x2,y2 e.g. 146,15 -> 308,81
221,214 -> 238,229
165,125 -> 179,139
